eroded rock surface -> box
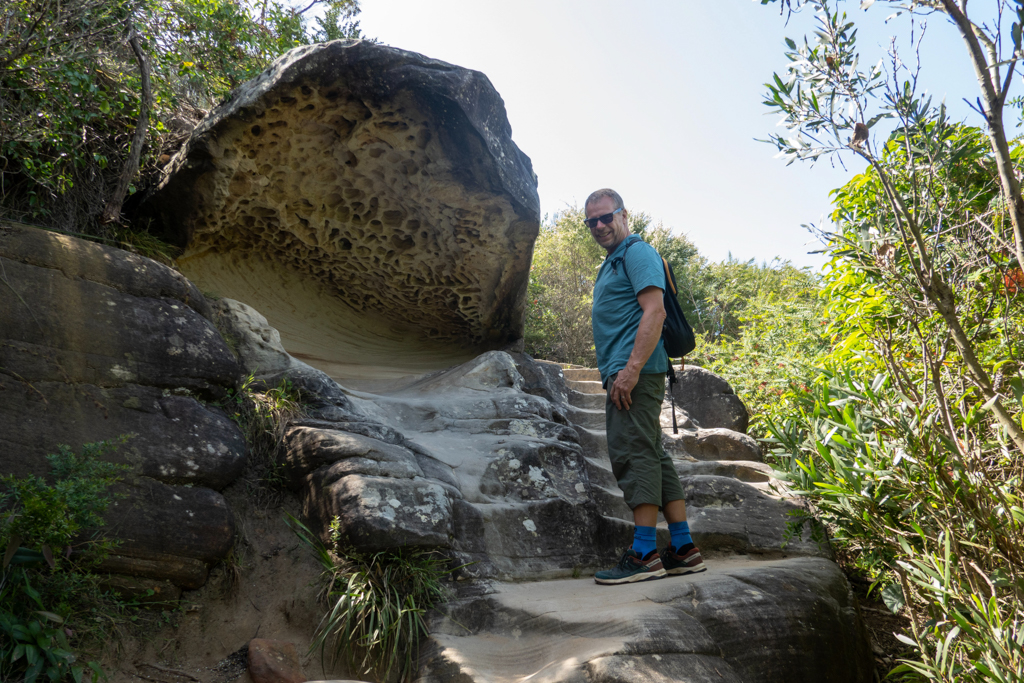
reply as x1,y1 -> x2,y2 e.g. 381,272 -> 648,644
670,365 -> 750,433
276,352 -> 626,579
419,557 -> 872,683
211,297 -> 358,414
140,40 -> 540,381
0,222 -> 244,588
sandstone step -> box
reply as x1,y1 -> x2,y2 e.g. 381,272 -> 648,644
582,455 -> 617,490
420,556 -> 872,683
566,378 -> 603,394
575,426 -> 607,458
564,404 -> 604,430
590,483 -> 631,521
561,367 -> 601,382
682,475 -> 828,557
567,389 -> 603,411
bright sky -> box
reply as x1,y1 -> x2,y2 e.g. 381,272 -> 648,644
355,0 -> 993,269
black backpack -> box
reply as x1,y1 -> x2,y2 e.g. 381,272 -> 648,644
609,235 -> 697,433
609,235 -> 696,358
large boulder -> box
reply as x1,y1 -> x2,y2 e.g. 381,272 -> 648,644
682,475 -> 829,557
139,40 -> 540,382
97,479 -> 235,589
0,221 -> 245,587
670,365 -> 750,433
663,426 -> 762,462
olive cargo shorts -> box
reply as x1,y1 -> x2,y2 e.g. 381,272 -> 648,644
605,372 -> 686,510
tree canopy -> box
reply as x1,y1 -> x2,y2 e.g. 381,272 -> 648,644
0,0 -> 363,240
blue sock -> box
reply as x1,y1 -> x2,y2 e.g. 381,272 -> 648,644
669,521 -> 693,551
632,525 -> 657,557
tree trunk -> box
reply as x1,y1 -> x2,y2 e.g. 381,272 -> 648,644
938,0 -> 1024,270
102,31 -> 150,225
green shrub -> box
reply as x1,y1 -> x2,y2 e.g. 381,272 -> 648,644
688,259 -> 826,437
766,368 -> 1024,680
287,514 -> 454,683
1,436 -> 132,683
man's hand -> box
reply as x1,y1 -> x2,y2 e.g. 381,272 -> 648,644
609,286 -> 666,411
609,367 -> 639,410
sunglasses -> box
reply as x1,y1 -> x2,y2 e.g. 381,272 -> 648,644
584,207 -> 623,229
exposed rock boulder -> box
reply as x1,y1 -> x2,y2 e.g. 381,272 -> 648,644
508,353 -> 570,407
682,475 -> 828,557
670,365 -> 750,433
420,556 -> 873,683
0,222 -> 244,587
306,474 -> 455,550
247,639 -> 306,683
280,351 -> 623,579
139,40 -> 540,382
2,382 -> 245,490
97,479 -> 236,589
663,426 -> 762,462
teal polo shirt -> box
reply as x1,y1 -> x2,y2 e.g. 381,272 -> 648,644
591,236 -> 669,386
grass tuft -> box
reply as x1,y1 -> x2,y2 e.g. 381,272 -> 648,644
286,514 -> 454,683
223,375 -> 303,508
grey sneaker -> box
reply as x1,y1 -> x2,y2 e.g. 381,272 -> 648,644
594,549 -> 666,585
661,545 -> 707,575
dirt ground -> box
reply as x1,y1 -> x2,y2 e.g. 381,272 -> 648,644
845,575 -> 916,681
96,484 -> 362,683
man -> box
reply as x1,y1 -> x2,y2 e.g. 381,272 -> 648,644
586,188 -> 706,585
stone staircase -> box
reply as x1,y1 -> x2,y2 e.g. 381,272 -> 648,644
555,365 -> 784,551
560,367 -> 635,524
417,361 -> 874,683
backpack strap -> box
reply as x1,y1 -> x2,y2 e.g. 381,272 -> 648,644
608,235 -> 643,278
667,361 -> 678,434
661,257 -> 676,296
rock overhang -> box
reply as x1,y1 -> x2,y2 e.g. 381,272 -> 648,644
140,40 -> 540,380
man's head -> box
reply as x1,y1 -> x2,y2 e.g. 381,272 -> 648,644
585,188 -> 629,253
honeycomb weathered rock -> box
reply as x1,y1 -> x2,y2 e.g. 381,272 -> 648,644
140,40 -> 540,380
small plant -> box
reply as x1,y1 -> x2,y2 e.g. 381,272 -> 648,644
286,514 -> 454,683
224,375 -> 303,503
107,226 -> 182,266
1,436 -> 133,682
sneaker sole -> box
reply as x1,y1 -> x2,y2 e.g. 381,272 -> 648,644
666,563 -> 707,575
594,568 -> 667,585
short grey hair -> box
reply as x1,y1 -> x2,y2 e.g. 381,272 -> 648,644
584,188 -> 624,212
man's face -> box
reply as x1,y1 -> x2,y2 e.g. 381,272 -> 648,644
586,196 -> 629,252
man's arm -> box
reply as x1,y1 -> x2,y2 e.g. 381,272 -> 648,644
609,285 -> 665,410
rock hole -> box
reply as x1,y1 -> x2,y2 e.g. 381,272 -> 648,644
391,234 -> 415,250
